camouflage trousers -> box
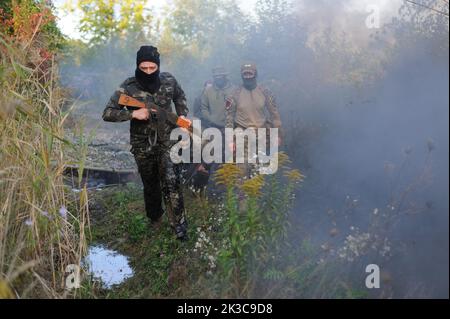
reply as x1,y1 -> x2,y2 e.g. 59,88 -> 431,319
133,148 -> 187,236
234,126 -> 262,179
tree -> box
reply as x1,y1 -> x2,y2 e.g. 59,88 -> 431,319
388,0 -> 449,56
160,0 -> 248,94
65,0 -> 151,46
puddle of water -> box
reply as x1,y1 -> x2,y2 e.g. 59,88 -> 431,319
84,245 -> 133,289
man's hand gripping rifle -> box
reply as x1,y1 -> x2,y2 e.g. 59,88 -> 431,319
118,94 -> 193,134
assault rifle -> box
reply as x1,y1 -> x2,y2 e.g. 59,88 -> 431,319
118,94 -> 192,131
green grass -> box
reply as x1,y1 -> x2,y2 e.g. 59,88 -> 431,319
79,184 -> 210,298
76,165 -> 362,299
1,17 -> 89,297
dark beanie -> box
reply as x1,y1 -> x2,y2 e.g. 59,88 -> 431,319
136,45 -> 160,67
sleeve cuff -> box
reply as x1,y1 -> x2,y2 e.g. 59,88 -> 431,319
127,110 -> 133,120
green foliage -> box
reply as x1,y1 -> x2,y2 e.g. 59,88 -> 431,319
81,169 -> 363,299
0,0 -> 13,18
0,0 -> 88,298
209,154 -> 305,297
0,0 -> 65,51
109,184 -> 147,242
154,0 -> 248,97
84,184 -> 188,297
66,0 -> 151,46
127,213 -> 147,242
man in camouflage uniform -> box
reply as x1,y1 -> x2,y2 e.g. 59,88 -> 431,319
201,66 -> 235,130
193,67 -> 236,181
102,45 -> 188,240
225,63 -> 283,177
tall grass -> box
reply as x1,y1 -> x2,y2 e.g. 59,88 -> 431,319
206,154 -> 306,298
0,7 -> 89,297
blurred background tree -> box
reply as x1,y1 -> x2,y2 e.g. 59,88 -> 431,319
65,0 -> 151,46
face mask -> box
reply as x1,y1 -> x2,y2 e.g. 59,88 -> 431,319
135,67 -> 161,94
242,77 -> 257,90
214,77 -> 227,89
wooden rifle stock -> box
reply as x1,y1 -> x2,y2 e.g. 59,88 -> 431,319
118,94 -> 192,130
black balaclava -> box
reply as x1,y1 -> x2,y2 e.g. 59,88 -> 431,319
135,45 -> 161,94
242,76 -> 257,90
241,63 -> 258,90
213,76 -> 228,89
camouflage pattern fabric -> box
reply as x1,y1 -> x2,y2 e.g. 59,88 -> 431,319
133,150 -> 187,237
102,72 -> 188,238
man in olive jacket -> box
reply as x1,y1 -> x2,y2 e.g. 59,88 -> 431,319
200,66 -> 235,130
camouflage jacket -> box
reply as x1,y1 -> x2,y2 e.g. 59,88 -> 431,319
225,84 -> 283,138
102,72 -> 188,153
200,82 -> 236,128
